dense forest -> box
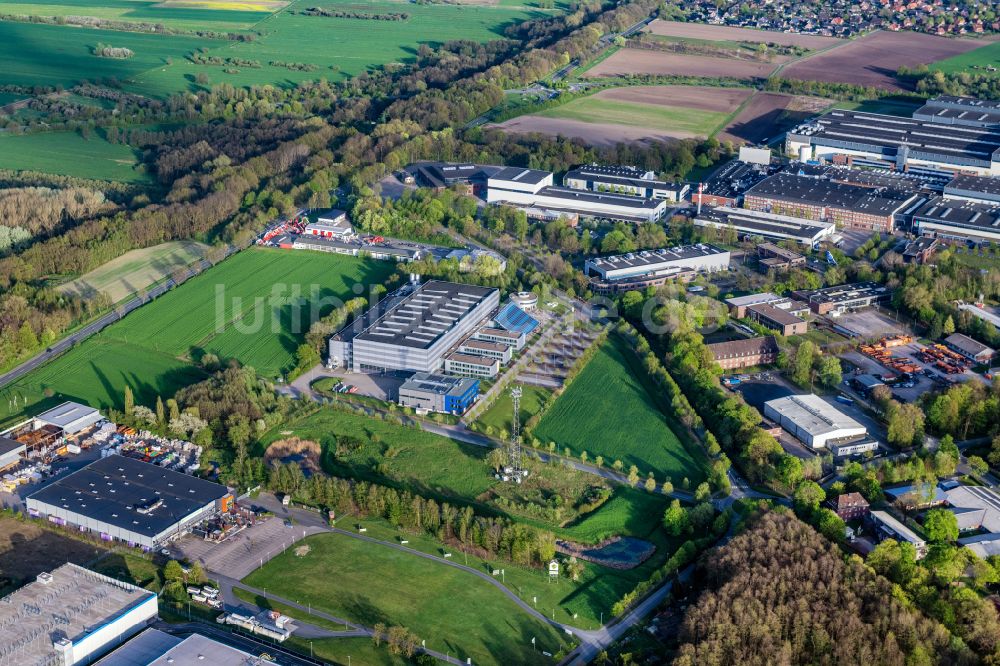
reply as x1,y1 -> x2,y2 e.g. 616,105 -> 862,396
673,510 -> 965,665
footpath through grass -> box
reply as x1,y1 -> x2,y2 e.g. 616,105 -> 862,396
533,336 -> 707,485
264,407 -> 673,542
242,531 -> 573,666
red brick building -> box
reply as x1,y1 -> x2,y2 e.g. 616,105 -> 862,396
743,173 -> 918,233
829,492 -> 870,521
706,336 -> 779,370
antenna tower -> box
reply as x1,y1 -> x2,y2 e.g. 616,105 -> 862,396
502,385 -> 529,483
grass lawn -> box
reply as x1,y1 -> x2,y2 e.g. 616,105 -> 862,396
0,129 -> 147,182
91,551 -> 161,590
265,408 -> 601,527
285,637 -> 409,666
56,240 -> 210,303
557,486 -> 669,543
533,337 -> 707,485
248,491 -> 678,632
536,96 -> 728,136
0,248 -> 394,427
242,531 -> 573,665
266,408 -> 497,500
931,40 -> 1000,76
474,384 -> 551,435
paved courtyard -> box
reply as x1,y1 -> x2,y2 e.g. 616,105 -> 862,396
172,516 -> 322,579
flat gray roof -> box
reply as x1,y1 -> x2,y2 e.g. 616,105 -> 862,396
725,292 -> 783,308
28,454 -> 228,539
399,372 -> 478,397
913,196 -> 1000,232
98,629 -> 281,666
537,186 -> 663,209
0,563 -> 156,665
35,401 -> 100,429
746,173 -> 916,216
945,173 -> 1000,198
588,244 -> 727,273
797,282 -> 890,305
795,109 -> 1000,167
95,629 -> 183,666
490,166 -> 551,185
445,352 -> 497,367
355,281 -> 497,350
564,165 -> 684,191
765,394 -> 865,437
695,206 -> 835,241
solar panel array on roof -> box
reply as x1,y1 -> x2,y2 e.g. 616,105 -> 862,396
494,303 -> 538,335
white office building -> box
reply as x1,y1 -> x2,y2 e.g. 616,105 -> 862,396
488,166 -> 667,222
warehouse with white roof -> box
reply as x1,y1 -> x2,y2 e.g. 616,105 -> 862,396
33,401 -> 103,435
764,393 -> 867,449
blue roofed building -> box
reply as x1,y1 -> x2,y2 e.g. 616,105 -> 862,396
493,302 -> 539,335
885,483 -> 948,510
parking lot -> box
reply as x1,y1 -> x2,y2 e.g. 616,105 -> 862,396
172,515 -> 322,580
321,370 -> 404,401
829,309 -> 906,340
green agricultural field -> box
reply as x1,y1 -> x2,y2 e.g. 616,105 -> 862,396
0,0 -> 270,31
0,0 -> 558,98
0,21 -> 216,91
242,531 -> 573,665
0,130 -> 147,182
0,248 -> 394,426
831,98 -> 922,117
474,384 -> 550,435
57,240 -> 210,303
931,40 -> 1000,76
132,0 -> 553,95
0,337 -> 206,427
533,337 -> 706,485
536,96 -> 729,136
101,247 -> 395,375
0,92 -> 26,106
